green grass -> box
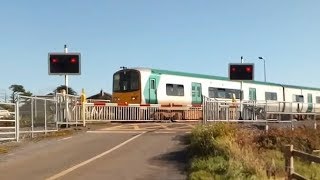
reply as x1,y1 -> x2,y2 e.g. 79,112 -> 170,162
187,123 -> 320,180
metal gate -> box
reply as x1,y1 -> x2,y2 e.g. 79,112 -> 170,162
0,102 -> 18,141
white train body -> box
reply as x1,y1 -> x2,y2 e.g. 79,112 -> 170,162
112,67 -> 320,114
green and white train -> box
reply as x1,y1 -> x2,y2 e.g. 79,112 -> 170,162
112,67 -> 320,117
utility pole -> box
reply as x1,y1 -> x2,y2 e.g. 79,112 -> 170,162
64,45 -> 68,94
64,44 -> 69,126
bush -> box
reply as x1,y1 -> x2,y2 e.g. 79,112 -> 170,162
188,123 -> 267,179
187,123 -> 320,179
188,170 -> 213,180
256,126 -> 320,153
188,123 -> 236,157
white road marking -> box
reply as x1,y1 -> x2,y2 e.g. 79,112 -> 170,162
87,130 -> 146,134
157,123 -> 170,130
99,124 -> 126,130
58,137 -> 72,141
46,132 -> 146,180
153,131 -> 176,134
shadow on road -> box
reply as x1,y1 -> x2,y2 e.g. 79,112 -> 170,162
149,134 -> 190,174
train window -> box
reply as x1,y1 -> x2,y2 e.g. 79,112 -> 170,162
208,87 -> 215,98
217,89 -> 226,98
249,88 -> 256,101
208,87 -> 241,99
166,84 -> 184,96
177,85 -> 184,96
166,84 -> 174,95
197,86 -> 201,96
150,79 -> 155,89
265,92 -> 277,100
293,95 -> 304,102
316,96 -> 320,104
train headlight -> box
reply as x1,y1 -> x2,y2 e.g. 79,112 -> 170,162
131,96 -> 138,100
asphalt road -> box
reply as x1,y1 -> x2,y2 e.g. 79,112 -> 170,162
0,127 -> 189,180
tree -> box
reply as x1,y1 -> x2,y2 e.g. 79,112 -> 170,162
54,85 -> 77,95
9,84 -> 33,102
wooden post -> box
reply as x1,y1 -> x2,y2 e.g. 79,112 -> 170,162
314,114 -> 317,130
285,145 -> 294,179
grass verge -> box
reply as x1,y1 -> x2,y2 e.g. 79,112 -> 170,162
187,123 -> 320,179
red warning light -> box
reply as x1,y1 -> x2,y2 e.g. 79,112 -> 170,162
229,63 -> 254,81
70,58 -> 77,64
246,67 -> 252,73
52,58 -> 58,63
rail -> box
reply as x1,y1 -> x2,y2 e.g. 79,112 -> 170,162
285,145 -> 320,180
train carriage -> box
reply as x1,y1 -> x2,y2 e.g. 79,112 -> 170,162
112,67 -> 320,120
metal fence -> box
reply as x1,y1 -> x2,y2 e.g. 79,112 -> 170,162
56,93 -> 82,126
18,95 -> 58,138
2,94 -> 320,142
202,97 -> 318,131
0,102 -> 17,141
65,103 -> 202,123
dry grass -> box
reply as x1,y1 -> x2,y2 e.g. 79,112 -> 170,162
0,142 -> 20,154
187,123 -> 320,180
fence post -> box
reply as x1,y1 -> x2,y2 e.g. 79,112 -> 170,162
285,145 -> 294,179
15,97 -> 20,142
202,96 -> 206,124
31,98 -> 34,138
265,101 -> 268,132
44,99 -> 47,135
81,88 -> 86,127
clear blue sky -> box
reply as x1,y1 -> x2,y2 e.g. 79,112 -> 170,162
1,0 -> 320,97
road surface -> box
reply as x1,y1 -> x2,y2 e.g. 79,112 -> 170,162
0,123 -> 193,180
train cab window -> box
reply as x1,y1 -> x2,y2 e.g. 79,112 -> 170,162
316,96 -> 320,104
113,70 -> 140,92
293,95 -> 304,102
166,84 -> 184,96
113,74 -> 120,91
265,92 -> 277,100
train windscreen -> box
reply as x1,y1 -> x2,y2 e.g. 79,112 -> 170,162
113,70 -> 140,92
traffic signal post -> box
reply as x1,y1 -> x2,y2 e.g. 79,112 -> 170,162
48,45 -> 81,126
228,63 -> 254,81
48,45 -> 81,93
228,57 -> 254,120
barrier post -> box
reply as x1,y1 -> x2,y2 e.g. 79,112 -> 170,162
81,88 -> 86,127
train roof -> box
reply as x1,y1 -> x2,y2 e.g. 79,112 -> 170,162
132,67 -> 320,91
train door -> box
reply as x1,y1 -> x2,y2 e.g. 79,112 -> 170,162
192,82 -> 202,104
307,93 -> 313,112
249,88 -> 256,101
149,78 -> 157,104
